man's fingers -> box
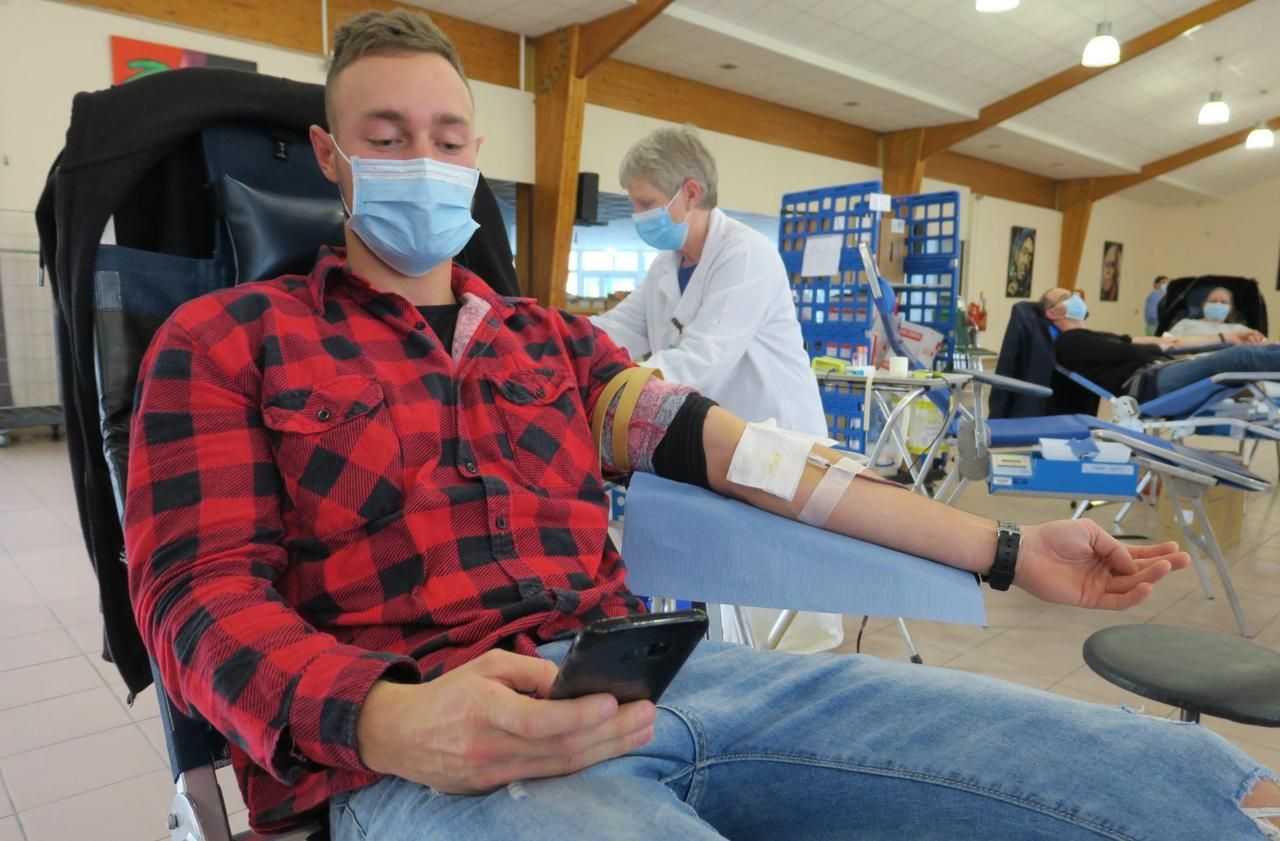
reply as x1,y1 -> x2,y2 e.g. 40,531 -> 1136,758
497,724 -> 656,785
488,690 -> 621,740
1125,540 -> 1180,560
473,649 -> 560,697
1097,582 -> 1154,610
1104,559 -> 1171,594
1089,525 -> 1138,575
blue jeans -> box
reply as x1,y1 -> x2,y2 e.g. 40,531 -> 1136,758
331,641 -> 1274,840
1155,344 -> 1280,395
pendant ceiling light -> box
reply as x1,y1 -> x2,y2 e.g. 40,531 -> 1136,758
975,0 -> 1019,12
1082,21 -> 1121,67
1198,57 -> 1230,125
1245,122 -> 1275,150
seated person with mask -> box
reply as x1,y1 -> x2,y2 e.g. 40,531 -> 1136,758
1166,286 -> 1268,343
1043,287 -> 1280,397
125,12 -> 1280,840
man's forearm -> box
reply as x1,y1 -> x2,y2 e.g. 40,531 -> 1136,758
703,407 -> 998,575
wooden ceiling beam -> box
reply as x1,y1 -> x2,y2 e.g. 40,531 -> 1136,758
919,0 -> 1256,159
576,0 -> 675,78
1091,115 -> 1280,200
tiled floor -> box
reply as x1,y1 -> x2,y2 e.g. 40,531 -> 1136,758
0,431 -> 1278,839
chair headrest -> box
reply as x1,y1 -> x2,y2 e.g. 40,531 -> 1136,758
220,175 -> 344,283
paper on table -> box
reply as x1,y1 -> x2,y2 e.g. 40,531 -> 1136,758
621,473 -> 987,626
801,234 -> 842,277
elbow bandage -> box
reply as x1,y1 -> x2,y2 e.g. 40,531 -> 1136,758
726,419 -> 856,507
591,366 -> 663,473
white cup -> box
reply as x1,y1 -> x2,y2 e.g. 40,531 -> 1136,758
887,355 -> 909,377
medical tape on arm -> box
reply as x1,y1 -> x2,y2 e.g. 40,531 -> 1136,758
726,419 -> 836,502
798,455 -> 866,526
591,366 -> 662,473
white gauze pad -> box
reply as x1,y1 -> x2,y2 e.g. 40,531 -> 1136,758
726,419 -> 834,502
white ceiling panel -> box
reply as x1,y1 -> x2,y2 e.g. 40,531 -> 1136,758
951,124 -> 1137,180
408,0 -> 1280,202
404,0 -> 633,36
1118,178 -> 1221,205
613,12 -> 968,132
1146,142 -> 1280,198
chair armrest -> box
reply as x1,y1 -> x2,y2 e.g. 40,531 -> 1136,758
1212,371 -> 1280,384
621,474 -> 987,626
956,369 -> 1052,398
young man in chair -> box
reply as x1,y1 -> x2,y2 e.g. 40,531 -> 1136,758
1041,286 -> 1278,398
125,10 -> 1280,840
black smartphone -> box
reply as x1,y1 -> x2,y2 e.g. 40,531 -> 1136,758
547,609 -> 708,704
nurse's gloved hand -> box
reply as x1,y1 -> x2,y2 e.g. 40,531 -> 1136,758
1012,519 -> 1190,610
355,649 -> 656,795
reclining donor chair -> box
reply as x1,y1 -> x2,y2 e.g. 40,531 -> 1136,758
38,69 -> 987,840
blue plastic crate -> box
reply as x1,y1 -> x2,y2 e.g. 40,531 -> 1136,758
891,191 -> 961,369
817,378 -> 868,452
779,182 -> 883,365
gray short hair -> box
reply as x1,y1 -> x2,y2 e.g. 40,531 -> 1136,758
619,126 -> 718,209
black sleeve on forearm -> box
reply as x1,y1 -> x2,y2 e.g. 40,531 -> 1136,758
651,394 -> 718,490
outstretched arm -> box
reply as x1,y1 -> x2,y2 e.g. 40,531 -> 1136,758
701,407 -> 1189,610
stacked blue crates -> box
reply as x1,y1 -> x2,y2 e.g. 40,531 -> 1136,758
778,182 -> 882,452
890,191 -> 961,369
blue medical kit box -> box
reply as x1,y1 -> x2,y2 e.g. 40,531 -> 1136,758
987,452 -> 1139,499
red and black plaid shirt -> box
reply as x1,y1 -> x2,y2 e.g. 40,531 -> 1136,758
125,249 -> 643,832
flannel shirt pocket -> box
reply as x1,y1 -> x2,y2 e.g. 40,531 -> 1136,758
262,375 -> 405,535
488,367 -> 591,488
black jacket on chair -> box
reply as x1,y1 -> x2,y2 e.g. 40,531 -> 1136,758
990,301 -> 1100,419
36,68 -> 520,695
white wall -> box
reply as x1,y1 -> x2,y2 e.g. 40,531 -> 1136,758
964,194 -> 1063,347
0,0 -> 533,212
1154,173 -> 1280,337
0,0 -> 533,407
1070,195 -> 1162,336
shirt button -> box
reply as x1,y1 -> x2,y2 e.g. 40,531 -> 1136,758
463,460 -> 478,474
316,408 -> 332,421
415,321 -> 427,330
495,516 -> 508,530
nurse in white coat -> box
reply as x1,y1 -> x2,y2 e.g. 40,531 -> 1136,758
593,126 -> 842,652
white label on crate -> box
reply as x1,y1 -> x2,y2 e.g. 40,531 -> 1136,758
889,217 -> 907,234
1082,463 -> 1136,476
991,454 -> 1032,476
869,193 -> 892,213
992,477 -> 1013,486
801,234 -> 842,277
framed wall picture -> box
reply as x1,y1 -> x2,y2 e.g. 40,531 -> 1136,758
1006,226 -> 1035,298
111,35 -> 256,85
1100,241 -> 1122,301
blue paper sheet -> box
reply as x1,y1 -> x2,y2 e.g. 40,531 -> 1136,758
621,473 -> 987,626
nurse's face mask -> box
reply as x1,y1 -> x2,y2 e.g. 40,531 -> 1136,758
331,135 -> 480,277
632,186 -> 692,252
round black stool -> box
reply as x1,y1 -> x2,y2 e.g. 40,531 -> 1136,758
1083,624 -> 1280,725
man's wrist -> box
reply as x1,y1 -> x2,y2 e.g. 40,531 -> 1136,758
356,679 -> 411,775
980,521 -> 1021,591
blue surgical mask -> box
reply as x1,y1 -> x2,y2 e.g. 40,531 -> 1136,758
632,191 -> 690,251
1203,302 -> 1231,322
1062,294 -> 1088,321
333,137 -> 479,277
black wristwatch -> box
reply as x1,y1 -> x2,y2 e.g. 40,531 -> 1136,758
981,521 -> 1021,591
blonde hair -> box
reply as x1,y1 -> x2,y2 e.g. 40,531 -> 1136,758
619,126 -> 719,209
325,9 -> 468,128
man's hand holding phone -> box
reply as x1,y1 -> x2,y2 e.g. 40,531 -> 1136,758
355,649 -> 657,795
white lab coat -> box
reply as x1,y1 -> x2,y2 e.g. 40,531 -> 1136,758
593,209 -> 828,437
594,209 -> 842,653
